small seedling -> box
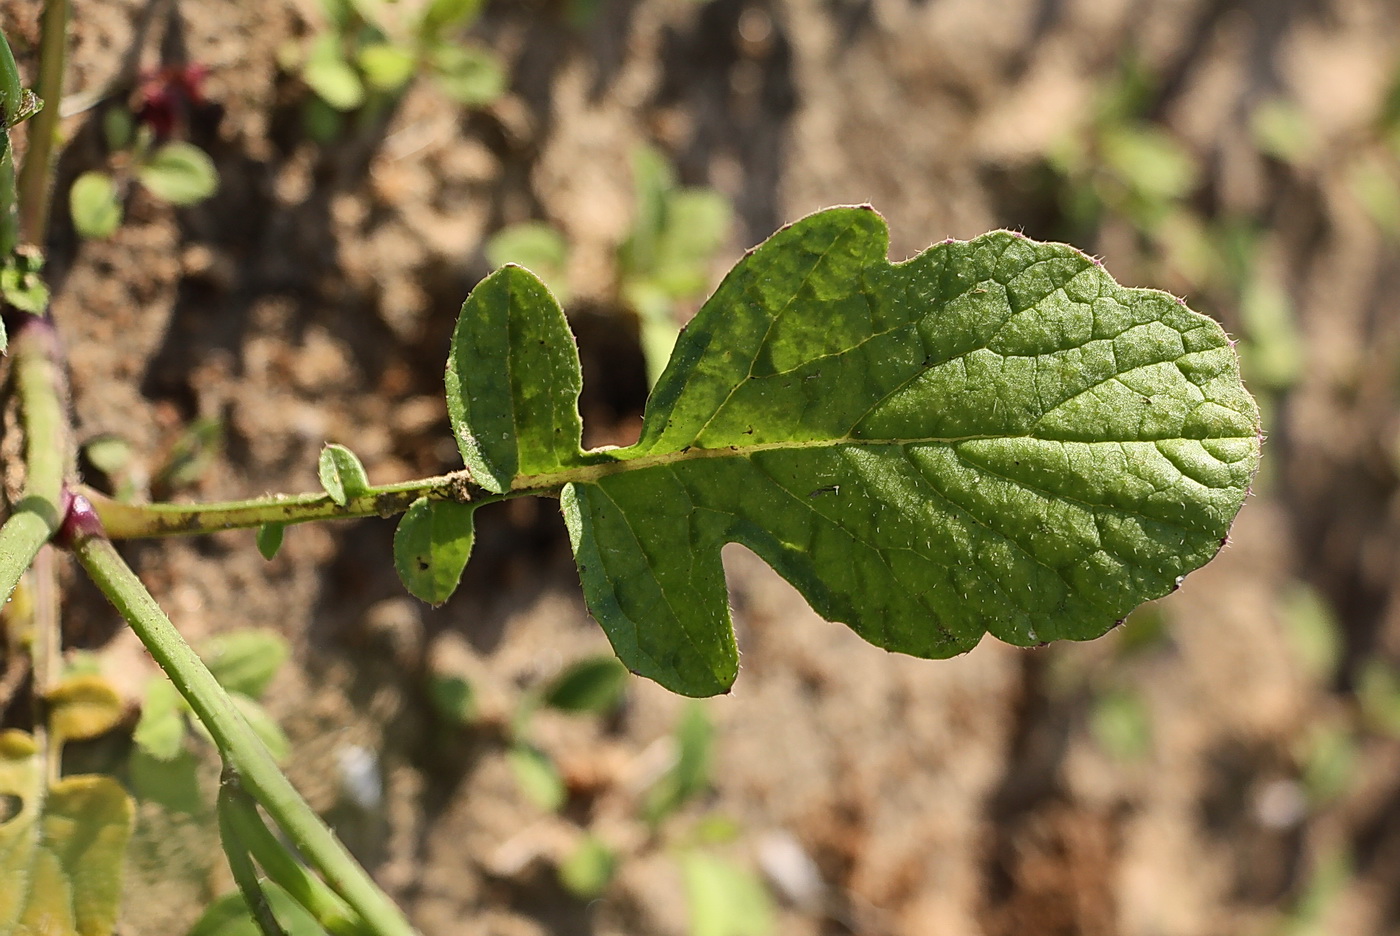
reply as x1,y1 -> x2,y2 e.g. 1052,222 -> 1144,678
288,0 -> 504,142
70,103 -> 218,239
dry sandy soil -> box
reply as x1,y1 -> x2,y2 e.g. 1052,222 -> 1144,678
3,0 -> 1400,934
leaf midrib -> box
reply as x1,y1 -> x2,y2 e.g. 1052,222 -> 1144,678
508,431 -> 1254,492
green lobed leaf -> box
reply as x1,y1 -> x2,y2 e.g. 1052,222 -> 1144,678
69,172 -> 122,239
317,443 -> 371,506
138,142 -> 219,206
450,206 -> 1262,696
393,497 -> 475,604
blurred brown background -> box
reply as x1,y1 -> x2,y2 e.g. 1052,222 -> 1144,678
4,0 -> 1399,933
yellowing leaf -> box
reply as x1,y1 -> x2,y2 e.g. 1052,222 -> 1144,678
0,732 -> 134,936
0,730 -> 42,932
46,676 -> 124,744
16,777 -> 133,936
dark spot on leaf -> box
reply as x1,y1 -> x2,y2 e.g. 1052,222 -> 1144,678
416,559 -> 429,571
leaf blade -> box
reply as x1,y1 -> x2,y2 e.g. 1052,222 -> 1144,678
393,497 -> 475,604
69,172 -> 122,239
446,266 -> 587,493
138,142 -> 218,205
23,776 -> 134,936
317,443 -> 370,506
453,206 -> 1260,696
563,208 -> 1259,695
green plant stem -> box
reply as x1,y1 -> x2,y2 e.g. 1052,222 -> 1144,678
0,130 -> 18,258
0,317 -> 69,605
220,771 -> 367,936
218,780 -> 291,936
73,533 -> 419,936
0,31 -> 23,256
80,469 -> 498,539
80,437 -> 849,541
0,30 -> 22,124
31,545 -> 60,784
17,0 -> 68,246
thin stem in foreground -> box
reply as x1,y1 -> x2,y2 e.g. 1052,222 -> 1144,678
0,314 -> 71,604
17,0 -> 69,245
80,469 -> 498,539
220,772 -> 367,936
71,516 -> 418,936
218,780 -> 291,936
0,30 -> 24,256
